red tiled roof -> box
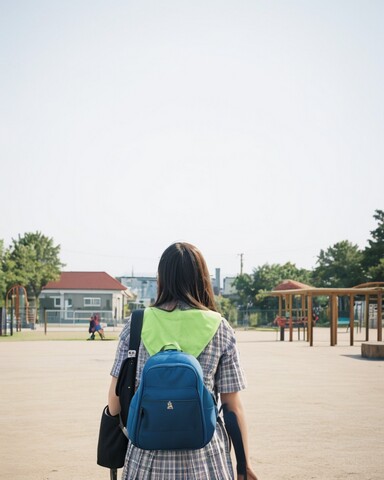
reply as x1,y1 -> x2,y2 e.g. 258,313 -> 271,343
42,272 -> 127,291
274,279 -> 313,291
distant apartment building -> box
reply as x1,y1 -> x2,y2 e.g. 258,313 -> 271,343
222,276 -> 238,297
118,276 -> 158,307
212,268 -> 221,295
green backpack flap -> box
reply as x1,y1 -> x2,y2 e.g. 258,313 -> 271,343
141,307 -> 222,358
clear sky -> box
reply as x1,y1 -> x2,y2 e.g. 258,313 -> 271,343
1,0 -> 383,281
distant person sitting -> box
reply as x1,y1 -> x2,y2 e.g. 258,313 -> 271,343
87,313 -> 105,340
273,315 -> 286,327
88,316 -> 96,340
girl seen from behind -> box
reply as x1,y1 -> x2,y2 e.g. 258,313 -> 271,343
108,242 -> 258,480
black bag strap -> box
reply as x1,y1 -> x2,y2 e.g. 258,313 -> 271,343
115,309 -> 144,427
128,309 -> 144,358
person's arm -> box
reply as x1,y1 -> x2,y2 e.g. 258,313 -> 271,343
108,375 -> 120,416
221,391 -> 258,480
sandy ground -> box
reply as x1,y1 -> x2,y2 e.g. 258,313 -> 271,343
0,327 -> 383,480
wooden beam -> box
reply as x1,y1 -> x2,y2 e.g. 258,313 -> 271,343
268,287 -> 383,297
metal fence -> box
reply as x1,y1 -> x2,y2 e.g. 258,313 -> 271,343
235,308 -> 279,327
42,310 -> 116,327
0,306 -> 31,333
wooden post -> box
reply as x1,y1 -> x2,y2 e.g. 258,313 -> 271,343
16,290 -> 21,332
330,295 -> 335,346
329,295 -> 333,346
307,295 -> 313,346
44,308 -> 47,335
10,297 -> 13,336
349,294 -> 354,346
301,294 -> 306,341
288,295 -> 293,342
333,295 -> 338,346
278,296 -> 282,317
365,294 -> 370,341
377,293 -> 382,342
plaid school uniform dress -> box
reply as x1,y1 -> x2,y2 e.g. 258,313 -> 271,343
110,314 -> 247,480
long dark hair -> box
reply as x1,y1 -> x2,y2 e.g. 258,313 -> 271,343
152,242 -> 217,311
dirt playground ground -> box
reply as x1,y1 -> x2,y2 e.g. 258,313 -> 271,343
0,327 -> 383,480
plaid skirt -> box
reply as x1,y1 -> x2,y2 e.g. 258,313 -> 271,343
122,417 -> 234,480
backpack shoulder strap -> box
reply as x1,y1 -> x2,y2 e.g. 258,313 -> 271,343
115,309 -> 144,427
129,309 -> 144,355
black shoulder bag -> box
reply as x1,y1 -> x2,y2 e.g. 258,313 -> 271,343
97,309 -> 144,472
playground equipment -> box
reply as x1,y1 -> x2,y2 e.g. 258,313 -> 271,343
0,285 -> 29,336
266,280 -> 383,347
273,313 -> 319,341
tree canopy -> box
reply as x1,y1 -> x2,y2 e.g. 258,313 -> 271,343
312,240 -> 365,288
363,209 -> 384,281
233,262 -> 312,308
0,240 -> 7,303
2,232 -> 64,305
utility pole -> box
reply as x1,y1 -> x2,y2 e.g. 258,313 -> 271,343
238,253 -> 244,275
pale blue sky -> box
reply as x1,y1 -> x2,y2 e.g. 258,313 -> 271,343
1,0 -> 383,280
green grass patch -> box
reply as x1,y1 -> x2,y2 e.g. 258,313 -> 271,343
254,327 -> 279,332
234,326 -> 278,332
0,330 -> 120,342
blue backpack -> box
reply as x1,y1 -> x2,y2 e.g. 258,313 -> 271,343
127,346 -> 218,450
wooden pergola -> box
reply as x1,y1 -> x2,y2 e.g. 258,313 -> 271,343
266,281 -> 383,347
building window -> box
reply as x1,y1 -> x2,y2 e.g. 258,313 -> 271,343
84,297 -> 101,307
52,297 -> 61,308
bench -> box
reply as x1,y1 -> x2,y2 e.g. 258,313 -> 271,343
338,317 -> 359,332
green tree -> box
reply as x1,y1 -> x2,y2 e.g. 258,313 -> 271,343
0,242 -> 19,305
366,259 -> 384,282
0,240 -> 6,305
312,240 -> 365,287
234,262 -> 312,308
363,209 -> 384,281
215,295 -> 238,326
232,273 -> 254,306
7,232 -> 64,319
